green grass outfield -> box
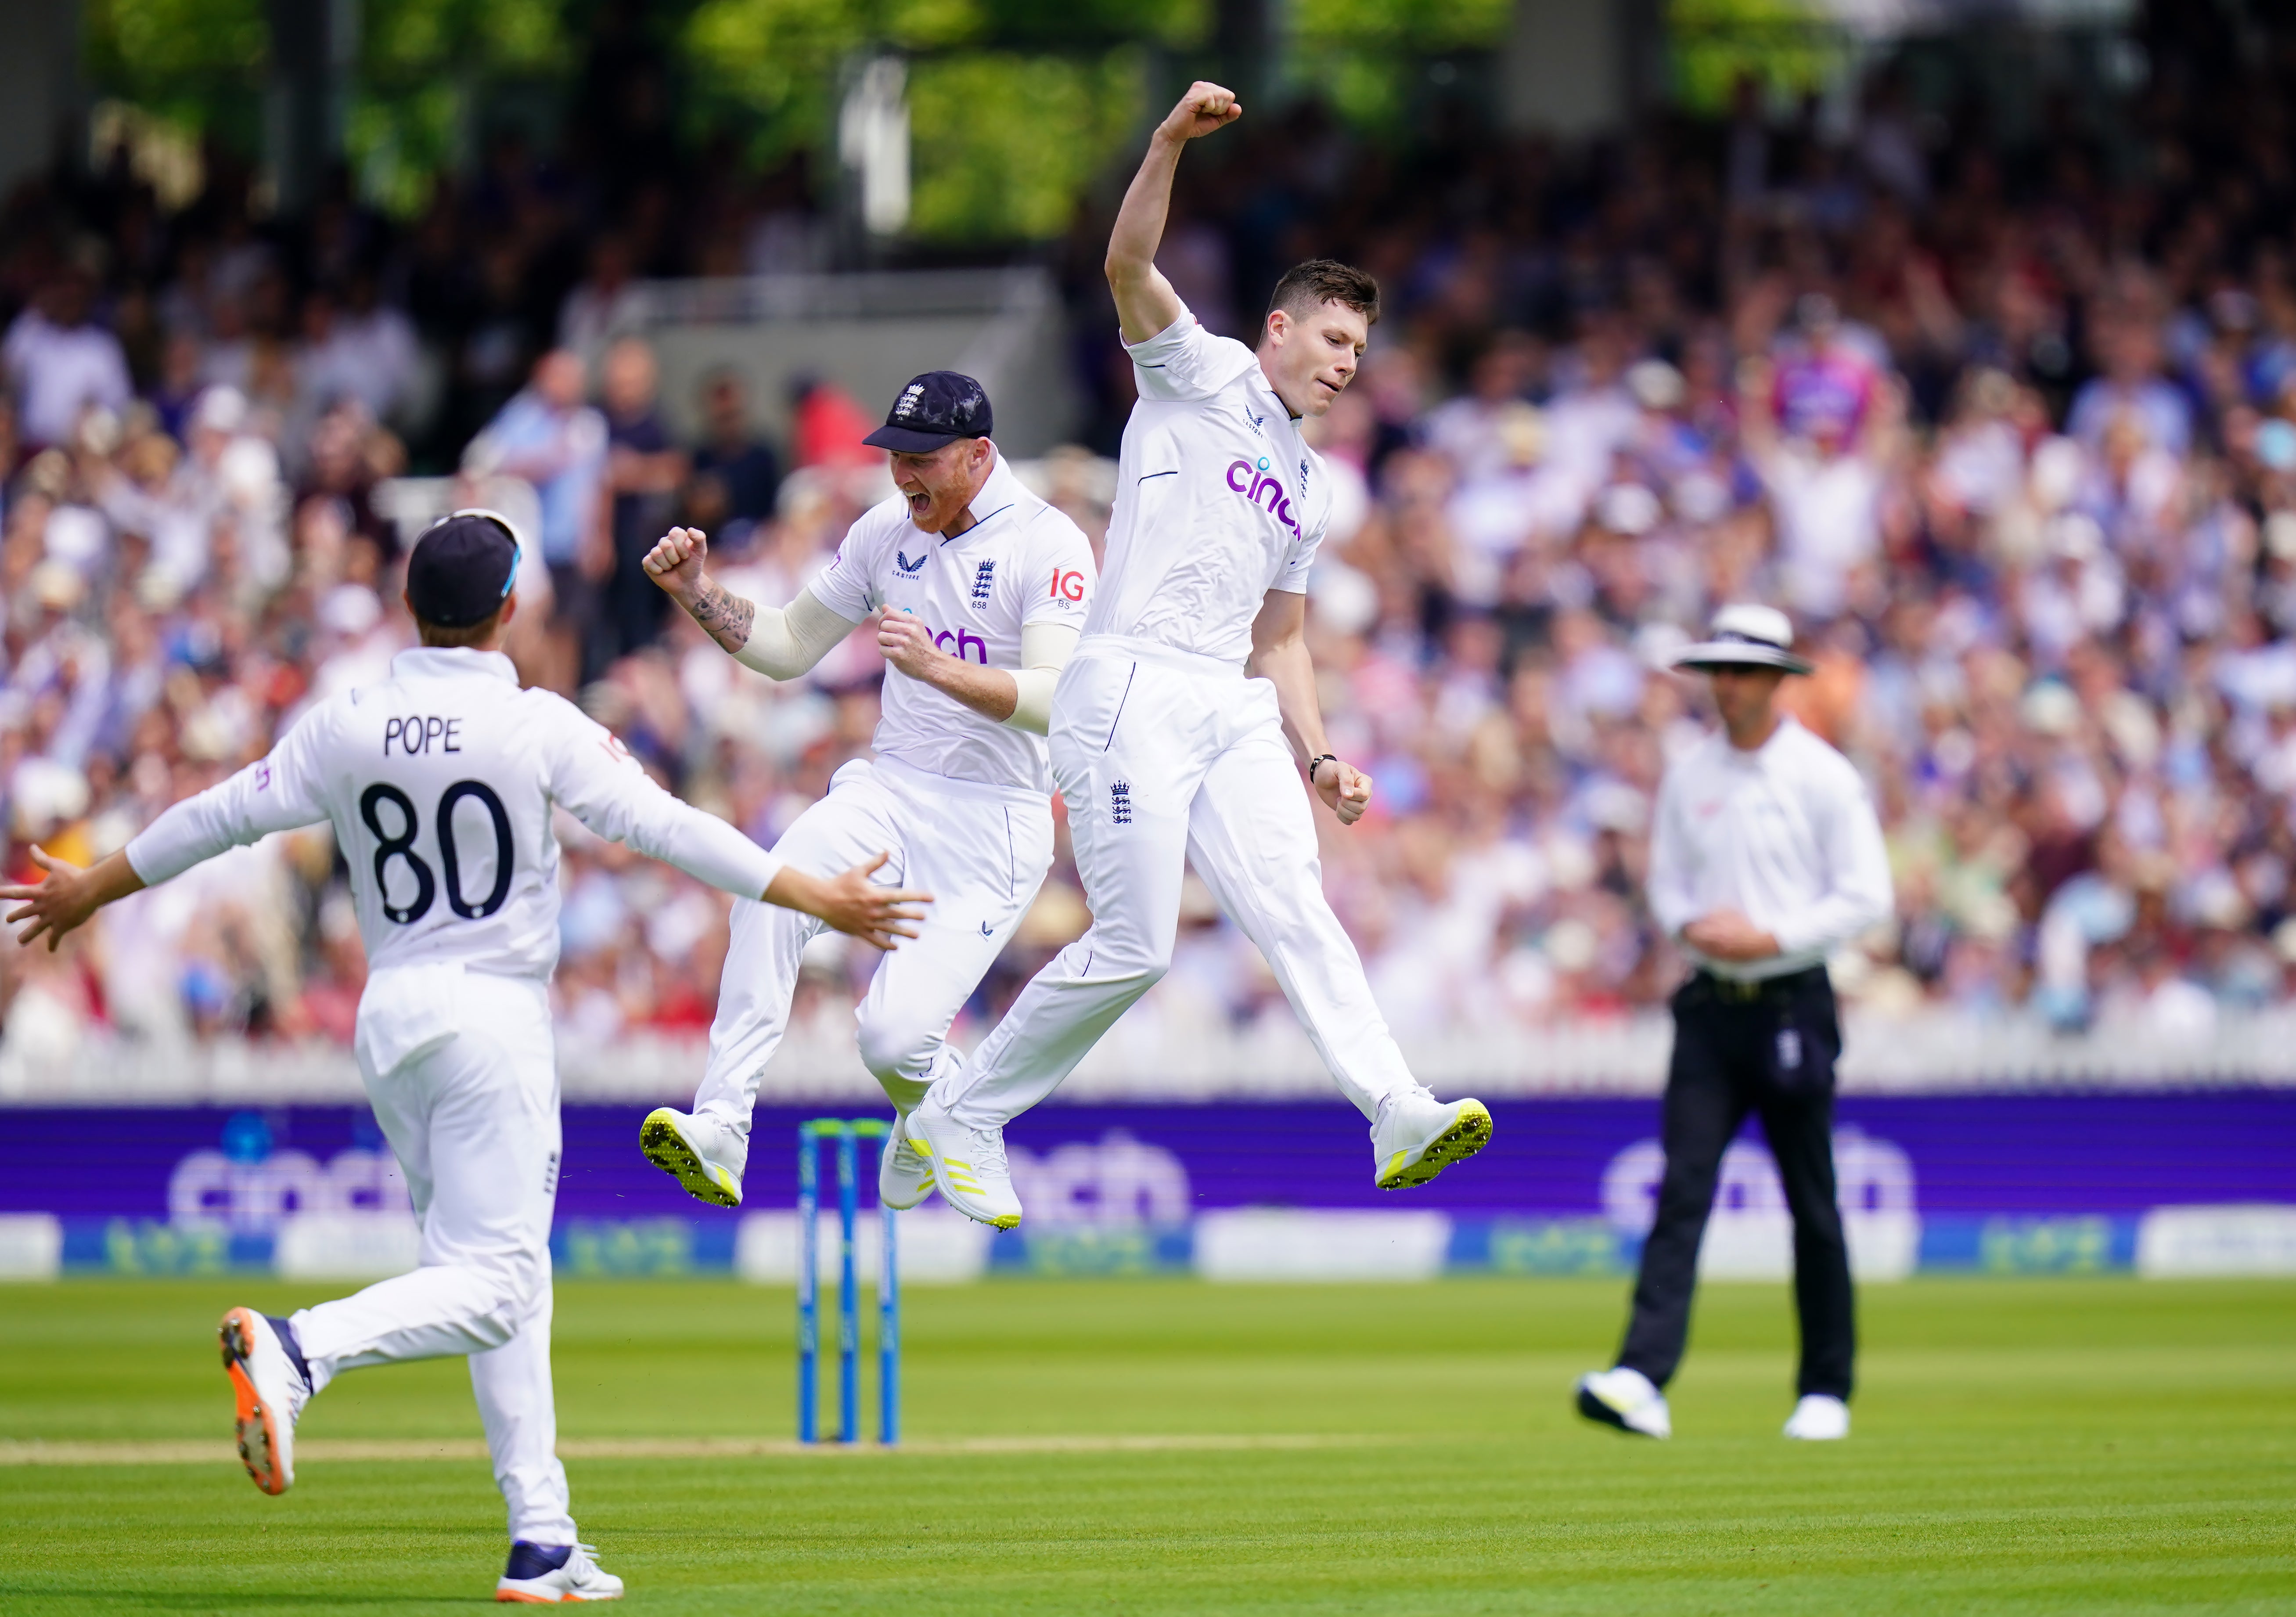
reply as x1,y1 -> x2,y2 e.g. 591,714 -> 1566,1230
3,1275 -> 2292,1613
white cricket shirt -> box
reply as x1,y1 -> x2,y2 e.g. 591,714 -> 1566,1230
1646,715 -> 1894,982
1087,306 -> 1331,665
126,647 -> 782,980
807,453 -> 1094,794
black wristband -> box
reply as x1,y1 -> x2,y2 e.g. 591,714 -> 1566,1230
1306,753 -> 1339,785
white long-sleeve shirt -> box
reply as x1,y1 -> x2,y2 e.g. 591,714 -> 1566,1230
1087,305 -> 1332,665
126,647 -> 781,980
1646,715 -> 1893,982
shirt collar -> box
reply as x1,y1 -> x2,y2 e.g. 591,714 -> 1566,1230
1244,363 -> 1303,430
1724,712 -> 1801,761
940,451 -> 1024,544
392,646 -> 520,685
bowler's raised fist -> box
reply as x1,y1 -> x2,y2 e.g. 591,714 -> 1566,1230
1159,82 -> 1242,144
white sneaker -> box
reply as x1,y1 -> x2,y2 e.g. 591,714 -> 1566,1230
877,1111 -> 937,1211
496,1541 -> 623,1603
1371,1087 -> 1493,1190
219,1307 -> 311,1495
1575,1366 -> 1672,1439
1783,1394 -> 1850,1441
639,1107 -> 745,1208
907,1095 -> 1021,1228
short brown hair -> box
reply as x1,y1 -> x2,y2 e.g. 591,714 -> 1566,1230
1266,259 -> 1380,328
417,604 -> 507,649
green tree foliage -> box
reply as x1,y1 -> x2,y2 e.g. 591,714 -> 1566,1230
350,0 -> 576,214
907,50 -> 1147,241
1288,0 -> 1511,130
1668,0 -> 1845,115
681,0 -> 1199,242
84,0 -> 268,145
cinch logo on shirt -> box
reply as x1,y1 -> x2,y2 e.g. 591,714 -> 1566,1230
1225,457 -> 1303,541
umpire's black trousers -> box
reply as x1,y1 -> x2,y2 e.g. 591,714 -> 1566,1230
1616,966 -> 1855,1400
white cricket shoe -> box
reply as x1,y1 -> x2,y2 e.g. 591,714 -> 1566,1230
219,1306 -> 312,1495
496,1541 -> 623,1603
878,1111 -> 937,1211
1783,1394 -> 1850,1441
1371,1086 -> 1493,1190
1575,1366 -> 1672,1439
907,1095 -> 1021,1228
639,1107 -> 745,1208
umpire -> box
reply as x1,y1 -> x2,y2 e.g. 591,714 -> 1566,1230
1576,604 -> 1893,1443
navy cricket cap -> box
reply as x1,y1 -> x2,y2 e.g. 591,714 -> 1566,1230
407,510 -> 521,628
862,371 -> 993,454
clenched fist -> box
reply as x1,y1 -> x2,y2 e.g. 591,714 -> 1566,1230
873,608 -> 941,680
1156,82 -> 1242,147
642,526 -> 710,605
1312,756 -> 1375,827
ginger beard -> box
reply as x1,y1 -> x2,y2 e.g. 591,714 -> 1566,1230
889,438 -> 995,533
1259,299 -> 1368,419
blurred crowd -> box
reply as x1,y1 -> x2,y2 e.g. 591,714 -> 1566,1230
9,13 -> 2296,1065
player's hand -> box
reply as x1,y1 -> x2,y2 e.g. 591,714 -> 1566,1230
767,853 -> 932,952
871,608 -> 941,680
1157,82 -> 1241,146
641,526 -> 710,605
1683,909 -> 1781,962
0,846 -> 105,952
1312,757 -> 1374,827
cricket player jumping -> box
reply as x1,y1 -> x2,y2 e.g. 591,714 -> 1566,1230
0,513 -> 923,1603
634,372 -> 1095,1215
910,83 -> 1493,1228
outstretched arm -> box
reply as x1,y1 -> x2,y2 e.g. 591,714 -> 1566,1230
1248,589 -> 1373,827
1106,82 -> 1241,344
547,713 -> 929,950
5,710 -> 335,950
1,847 -> 146,951
642,526 -> 858,678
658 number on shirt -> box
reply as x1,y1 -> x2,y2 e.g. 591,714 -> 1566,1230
359,780 -> 515,924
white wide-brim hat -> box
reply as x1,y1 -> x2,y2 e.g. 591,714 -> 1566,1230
1673,603 -> 1813,674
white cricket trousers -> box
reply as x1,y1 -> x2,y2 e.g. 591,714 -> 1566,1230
695,755 -> 1054,1133
936,637 -> 1416,1129
288,963 -> 575,1546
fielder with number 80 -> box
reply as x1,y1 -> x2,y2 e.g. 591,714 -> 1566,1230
0,512 -> 924,1603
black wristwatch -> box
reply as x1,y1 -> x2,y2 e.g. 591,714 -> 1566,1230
1306,753 -> 1339,785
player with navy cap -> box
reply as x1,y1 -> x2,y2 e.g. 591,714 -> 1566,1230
635,370 -> 1095,1216
2,508 -> 925,1603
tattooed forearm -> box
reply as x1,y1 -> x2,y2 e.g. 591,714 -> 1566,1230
689,576 -> 756,655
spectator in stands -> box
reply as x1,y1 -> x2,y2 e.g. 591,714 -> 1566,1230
687,367 -> 781,542
6,266 -> 133,452
599,336 -> 686,664
464,349 -> 608,690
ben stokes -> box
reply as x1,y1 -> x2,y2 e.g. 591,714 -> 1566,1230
909,82 -> 1493,1228
0,513 -> 923,1603
634,371 -> 1095,1214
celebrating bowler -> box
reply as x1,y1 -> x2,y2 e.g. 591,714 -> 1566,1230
907,83 -> 1493,1228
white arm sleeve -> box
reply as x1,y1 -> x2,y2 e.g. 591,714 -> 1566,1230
126,712 -> 331,886
1002,622 -> 1079,736
1768,763 -> 1896,957
543,704 -> 783,899
734,589 -> 860,681
1645,765 -> 1698,940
